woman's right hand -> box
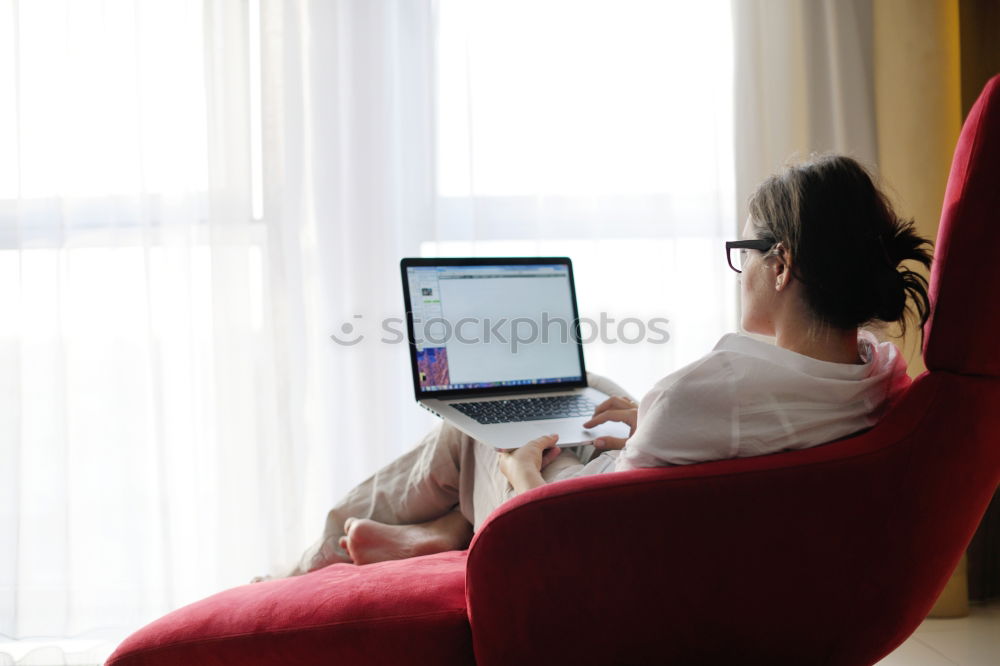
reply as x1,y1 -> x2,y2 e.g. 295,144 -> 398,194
582,396 -> 638,450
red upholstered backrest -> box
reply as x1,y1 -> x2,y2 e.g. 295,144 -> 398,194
924,74 -> 1000,376
466,373 -> 1000,666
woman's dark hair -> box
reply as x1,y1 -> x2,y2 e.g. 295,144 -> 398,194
747,154 -> 933,338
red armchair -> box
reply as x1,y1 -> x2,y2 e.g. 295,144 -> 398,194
108,75 -> 1000,666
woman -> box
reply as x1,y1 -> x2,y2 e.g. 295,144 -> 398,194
272,154 -> 933,577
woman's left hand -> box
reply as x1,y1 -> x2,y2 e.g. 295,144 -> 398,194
583,395 -> 638,450
498,434 -> 561,493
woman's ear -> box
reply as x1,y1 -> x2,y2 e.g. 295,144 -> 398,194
771,242 -> 793,292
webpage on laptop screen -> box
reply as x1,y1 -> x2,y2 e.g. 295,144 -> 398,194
407,264 -> 583,392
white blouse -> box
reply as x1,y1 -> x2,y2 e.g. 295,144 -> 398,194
576,331 -> 911,475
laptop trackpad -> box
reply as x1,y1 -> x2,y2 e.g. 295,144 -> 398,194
538,419 -> 631,446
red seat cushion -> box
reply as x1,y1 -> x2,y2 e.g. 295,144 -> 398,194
106,550 -> 473,666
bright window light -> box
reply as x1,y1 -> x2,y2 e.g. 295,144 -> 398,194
0,0 -> 207,200
436,0 -> 733,198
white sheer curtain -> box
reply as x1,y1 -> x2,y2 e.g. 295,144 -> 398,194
0,0 -> 289,662
1,1 -> 737,663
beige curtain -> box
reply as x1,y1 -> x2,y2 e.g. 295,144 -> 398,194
732,0 -> 878,225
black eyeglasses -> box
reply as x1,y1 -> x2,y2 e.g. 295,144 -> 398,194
725,239 -> 774,274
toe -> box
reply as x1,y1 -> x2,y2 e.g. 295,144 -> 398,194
338,535 -> 351,559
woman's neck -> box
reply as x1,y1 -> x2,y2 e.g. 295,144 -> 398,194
775,323 -> 862,365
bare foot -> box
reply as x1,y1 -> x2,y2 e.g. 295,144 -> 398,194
339,512 -> 472,565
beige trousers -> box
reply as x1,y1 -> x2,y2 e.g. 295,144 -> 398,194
291,422 -> 588,574
291,372 -> 632,575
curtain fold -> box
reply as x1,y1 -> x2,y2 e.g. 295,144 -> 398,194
262,0 -> 440,573
732,0 -> 878,222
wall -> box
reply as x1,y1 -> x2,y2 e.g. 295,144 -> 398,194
873,0 -> 965,617
873,0 -> 962,377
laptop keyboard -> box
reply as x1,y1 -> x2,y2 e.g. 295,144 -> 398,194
452,394 -> 596,425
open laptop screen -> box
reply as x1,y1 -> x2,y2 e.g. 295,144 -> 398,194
402,258 -> 586,398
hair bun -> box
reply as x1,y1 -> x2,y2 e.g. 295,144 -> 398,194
874,268 -> 906,322
877,232 -> 897,267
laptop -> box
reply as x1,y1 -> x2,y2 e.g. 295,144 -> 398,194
400,257 -> 631,450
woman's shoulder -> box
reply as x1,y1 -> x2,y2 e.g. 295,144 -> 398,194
648,334 -> 764,390
643,338 -> 748,401
644,331 -> 880,401
709,331 -> 904,381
